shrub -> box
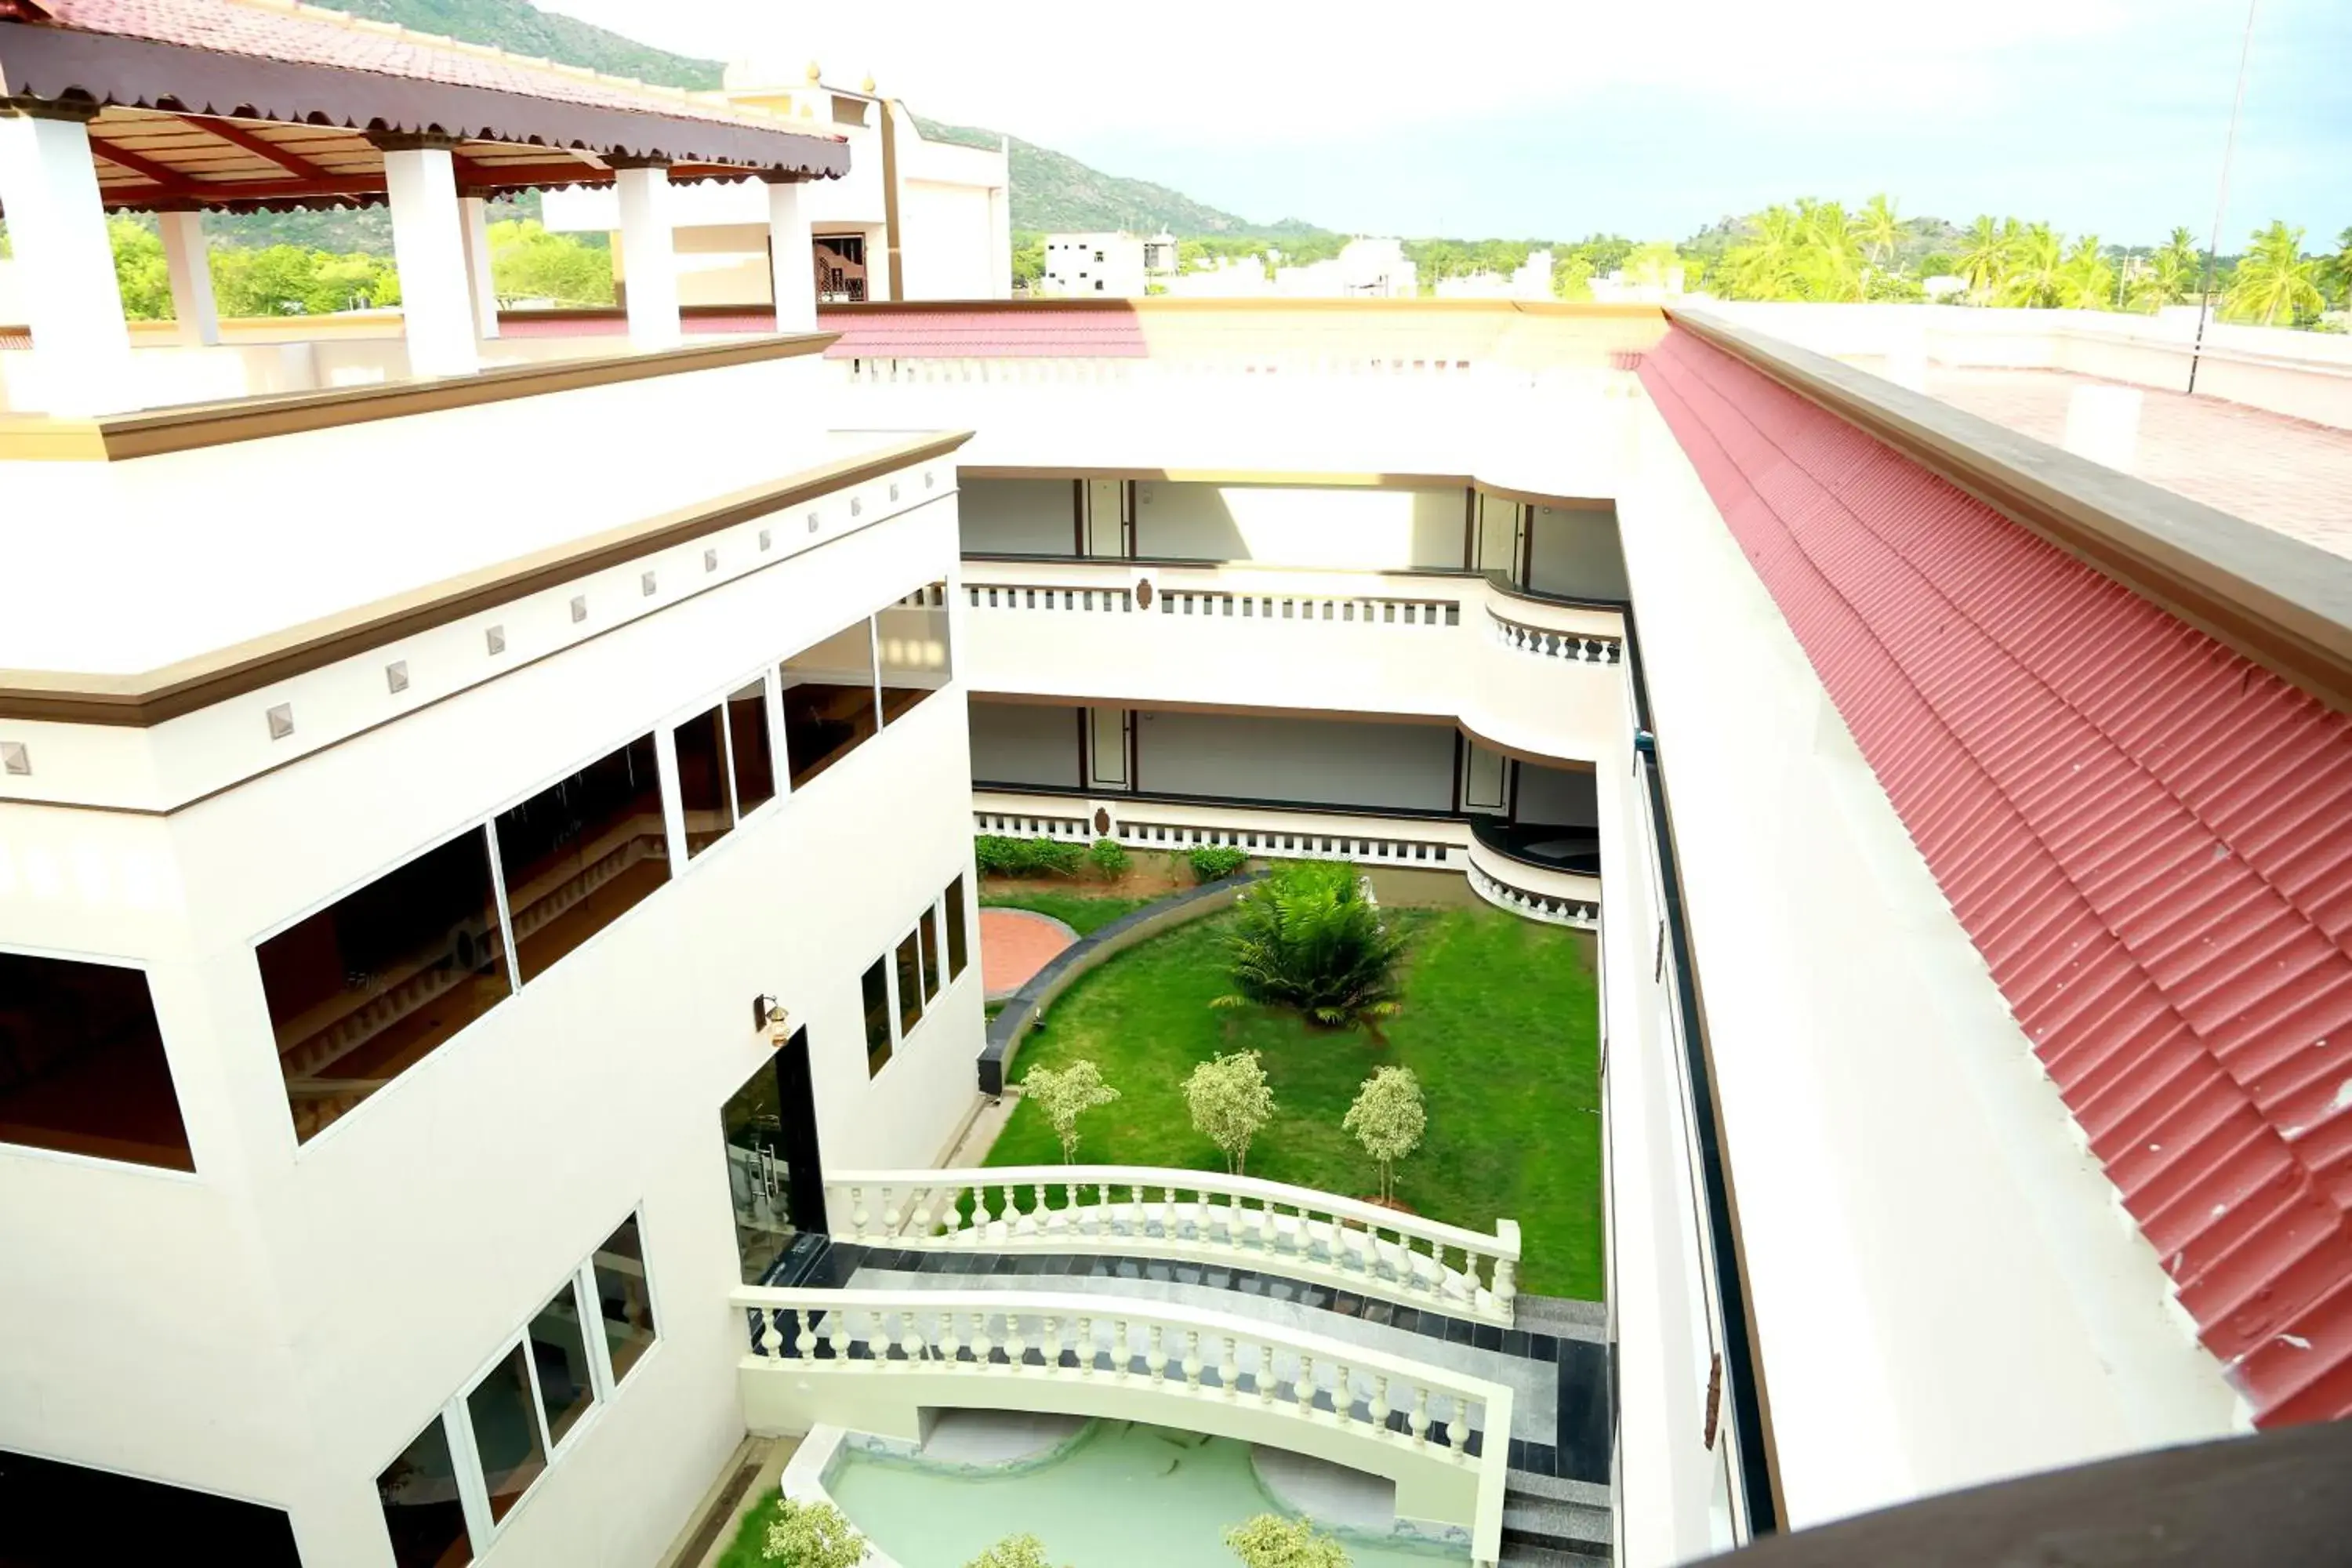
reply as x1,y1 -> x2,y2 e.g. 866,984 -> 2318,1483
1087,837 -> 1131,879
760,1495 -> 866,1566
966,1535 -> 1068,1568
1024,1058 -> 1121,1163
1182,1049 -> 1275,1176
1189,844 -> 1248,883
1214,861 -> 1408,1029
1225,1513 -> 1350,1568
1344,1065 -> 1426,1204
974,834 -> 1085,879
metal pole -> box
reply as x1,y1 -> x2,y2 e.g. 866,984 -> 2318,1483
2188,0 -> 2260,395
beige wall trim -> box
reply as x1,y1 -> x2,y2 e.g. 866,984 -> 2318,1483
0,431 -> 972,728
1670,309 -> 2352,715
960,464 -> 1612,510
0,332 -> 837,463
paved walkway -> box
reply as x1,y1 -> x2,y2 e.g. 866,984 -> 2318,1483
1923,367 -> 2352,561
980,906 -> 1079,1000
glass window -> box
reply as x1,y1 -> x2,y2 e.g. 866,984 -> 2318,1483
592,1215 -> 658,1386
258,828 -> 508,1143
919,909 -> 942,1003
895,932 -> 924,1037
465,1343 -> 547,1525
727,678 -> 777,816
0,953 -> 191,1171
861,957 -> 892,1076
493,736 -> 669,985
376,1417 -> 472,1568
528,1281 -> 598,1446
877,584 -> 953,724
673,705 -> 734,858
779,620 -> 878,788
945,877 -> 969,982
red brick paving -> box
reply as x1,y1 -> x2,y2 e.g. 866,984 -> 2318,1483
1923,367 -> 2352,561
980,908 -> 1079,999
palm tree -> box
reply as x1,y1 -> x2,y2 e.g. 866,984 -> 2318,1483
2326,225 -> 2352,311
2225,220 -> 2325,326
2129,227 -> 2201,310
1797,199 -> 1867,303
2059,235 -> 2115,309
1723,205 -> 1805,300
1996,223 -> 2068,307
1860,193 -> 1904,267
1956,216 -> 2011,304
1216,860 -> 1409,1030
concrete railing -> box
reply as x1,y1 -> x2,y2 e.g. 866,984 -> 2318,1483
1465,837 -> 1602,930
824,1163 -> 1521,1324
973,789 -> 1472,874
733,1284 -> 1513,1566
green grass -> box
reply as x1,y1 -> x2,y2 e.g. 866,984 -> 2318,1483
712,1486 -> 776,1568
986,907 -> 1602,1298
980,890 -> 1153,936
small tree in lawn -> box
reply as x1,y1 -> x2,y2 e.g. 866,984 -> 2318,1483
761,1495 -> 866,1566
1215,860 -> 1407,1030
1225,1512 -> 1351,1568
1185,1049 -> 1275,1176
1343,1065 -> 1425,1207
1025,1059 -> 1120,1164
967,1534 -> 1069,1568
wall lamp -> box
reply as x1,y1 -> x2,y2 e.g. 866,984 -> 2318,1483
751,994 -> 790,1039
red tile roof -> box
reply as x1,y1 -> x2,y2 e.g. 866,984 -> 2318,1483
817,306 -> 1149,359
1640,325 -> 2352,1427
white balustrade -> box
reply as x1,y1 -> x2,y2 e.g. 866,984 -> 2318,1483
824,1164 -> 1522,1325
733,1283 -> 1512,1566
1486,606 -> 1624,665
1468,861 -> 1599,930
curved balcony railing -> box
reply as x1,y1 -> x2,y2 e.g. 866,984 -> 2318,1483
824,1164 -> 1520,1324
733,1284 -> 1513,1566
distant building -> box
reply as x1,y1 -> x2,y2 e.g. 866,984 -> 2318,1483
1436,250 -> 1555,300
1271,238 -> 1418,299
1143,232 -> 1181,277
1043,233 -> 1148,297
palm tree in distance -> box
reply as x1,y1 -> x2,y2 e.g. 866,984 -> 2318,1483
1957,216 -> 2011,304
1860,193 -> 1904,268
1798,199 -> 1867,302
2130,227 -> 2202,310
1723,205 -> 1805,300
1996,223 -> 2069,307
2325,225 -> 2352,310
2226,220 -> 2325,325
2059,235 -> 2115,309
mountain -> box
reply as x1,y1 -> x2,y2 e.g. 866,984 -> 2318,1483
304,0 -> 1323,239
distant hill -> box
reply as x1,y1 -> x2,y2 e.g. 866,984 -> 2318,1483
913,116 -> 1324,239
306,0 -> 724,90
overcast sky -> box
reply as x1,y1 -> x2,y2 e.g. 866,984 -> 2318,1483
544,0 -> 2349,248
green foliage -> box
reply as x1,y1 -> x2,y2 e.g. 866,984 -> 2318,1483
1011,231 -> 1047,292
1344,1065 -> 1426,1203
1189,844 -> 1248,883
1225,1513 -> 1350,1568
975,835 -> 1086,879
209,243 -> 401,317
2225,220 -> 2326,326
758,1494 -> 866,1567
1183,1049 -> 1275,1176
488,218 -> 614,307
1216,861 -> 1408,1030
966,1536 -> 1068,1568
1025,1058 -> 1120,1163
982,891 -> 1151,936
109,217 -> 172,321
1087,837 -> 1131,879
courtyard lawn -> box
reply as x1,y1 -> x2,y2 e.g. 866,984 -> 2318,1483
985,906 -> 1604,1299
980,889 -> 1153,936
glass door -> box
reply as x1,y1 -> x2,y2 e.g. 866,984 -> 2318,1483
720,1029 -> 826,1283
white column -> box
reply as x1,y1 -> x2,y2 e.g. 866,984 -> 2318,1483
155,209 -> 220,347
613,162 -> 681,351
379,141 -> 478,378
459,194 -> 500,340
0,109 -> 135,413
764,174 -> 816,333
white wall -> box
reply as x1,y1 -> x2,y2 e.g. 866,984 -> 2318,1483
1526,506 -> 1630,600
0,497 -> 985,1566
960,477 -> 1076,554
1134,482 -> 1467,568
970,700 -> 1081,787
898,180 -> 1000,302
1134,710 -> 1455,812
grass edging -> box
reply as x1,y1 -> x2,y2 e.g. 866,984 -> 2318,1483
977,869 -> 1266,1096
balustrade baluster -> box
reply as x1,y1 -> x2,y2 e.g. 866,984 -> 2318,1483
789,1308 -> 816,1361
898,1310 -> 924,1363
1161,1186 -> 1178,1235
1129,1185 -> 1146,1235
850,1185 -> 869,1239
880,1186 -> 902,1236
1295,1355 -> 1317,1420
1030,1183 -> 1048,1234
1182,1330 -> 1203,1391
938,1311 -> 962,1365
1410,1388 -> 1431,1447
1219,1337 -> 1240,1399
1076,1316 -> 1095,1375
1145,1324 -> 1167,1383
1043,1316 -> 1065,1370
827,1308 -> 851,1363
1256,1342 -> 1277,1405
1004,1312 -> 1028,1369
971,1184 -> 993,1231
1331,1364 -> 1353,1425
970,1312 -> 993,1368
1494,1254 -> 1518,1312
911,1186 -> 935,1236
746,1307 -> 769,1358
1370,1376 -> 1392,1436
1096,1182 -> 1112,1236
1114,1320 -> 1134,1380
1061,1182 -> 1079,1236
999,1185 -> 1018,1233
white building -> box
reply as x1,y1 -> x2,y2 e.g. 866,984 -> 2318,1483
5,2 -> 2352,1565
1272,237 -> 1419,298
1041,232 -> 1148,297
540,62 -> 1012,306
1435,250 -> 1556,300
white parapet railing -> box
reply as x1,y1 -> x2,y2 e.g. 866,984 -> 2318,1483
973,790 -> 1473,874
732,1284 -> 1513,1566
823,1165 -> 1520,1324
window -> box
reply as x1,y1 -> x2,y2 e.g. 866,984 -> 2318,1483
258,827 -> 508,1142
861,957 -> 892,1076
945,877 -> 970,982
877,583 -> 953,724
728,677 -> 778,816
377,1416 -> 471,1568
919,909 -> 942,1004
465,1343 -> 549,1524
592,1214 -> 658,1385
780,619 -> 879,787
895,932 -> 924,1037
493,735 -> 668,984
528,1281 -> 599,1446
0,952 -> 191,1171
673,704 -> 734,858
2,1446 -> 301,1567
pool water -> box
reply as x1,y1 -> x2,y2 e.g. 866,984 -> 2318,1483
828,1420 -> 1469,1568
